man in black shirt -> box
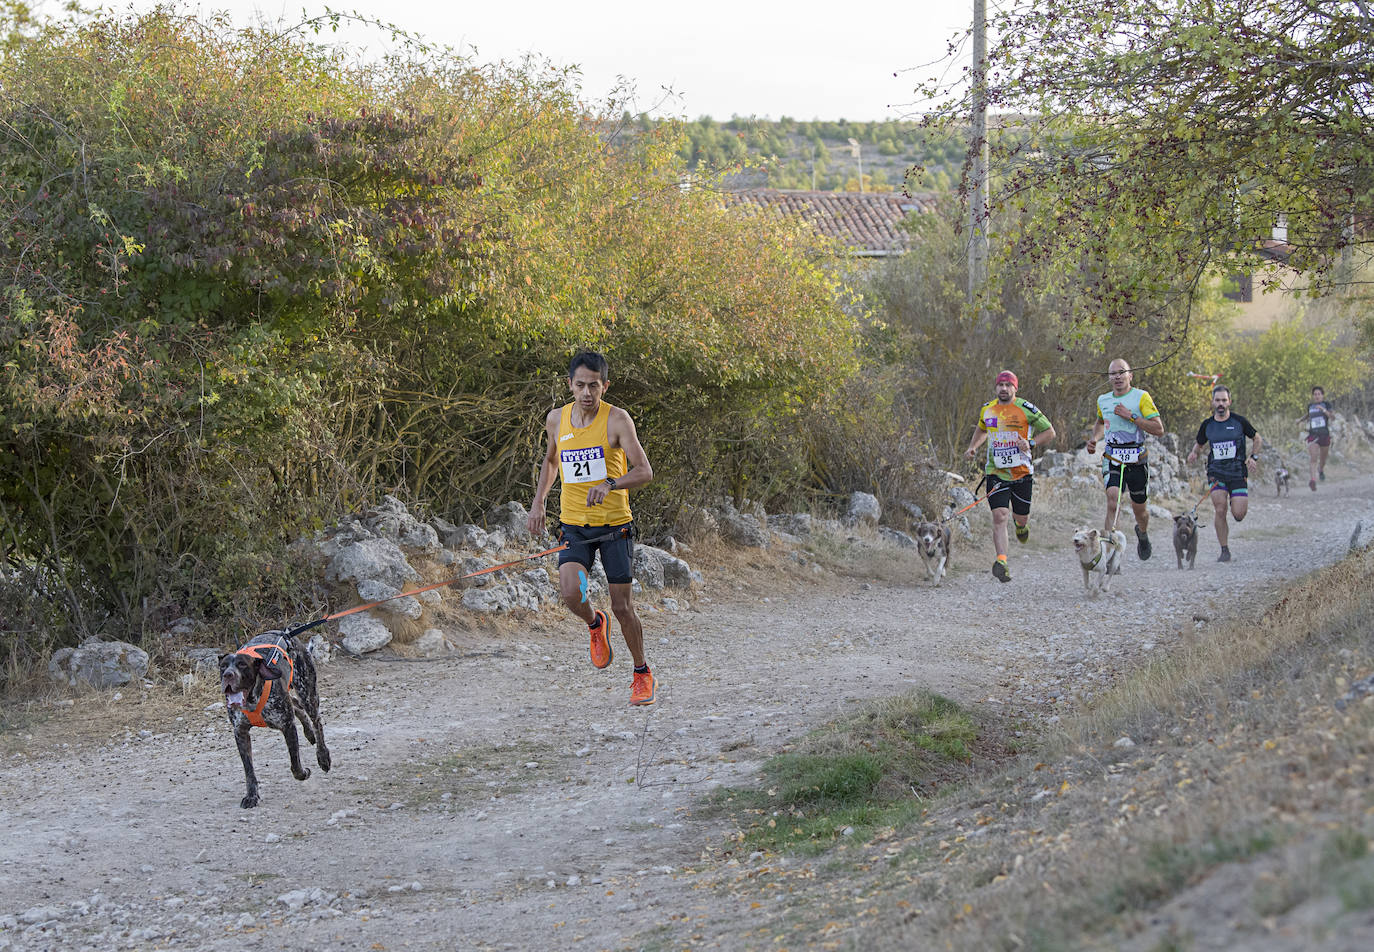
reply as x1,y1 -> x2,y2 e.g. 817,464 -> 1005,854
1186,385 -> 1262,562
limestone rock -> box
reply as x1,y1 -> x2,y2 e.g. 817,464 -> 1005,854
338,614 -> 392,655
845,492 -> 881,527
485,501 -> 532,544
48,639 -> 150,690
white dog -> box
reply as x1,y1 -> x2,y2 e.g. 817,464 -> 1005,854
1072,526 -> 1126,596
913,520 -> 951,584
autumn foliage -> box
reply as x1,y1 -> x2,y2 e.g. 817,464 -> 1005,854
0,9 -> 863,654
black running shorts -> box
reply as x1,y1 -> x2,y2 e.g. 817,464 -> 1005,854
985,474 -> 1033,516
1102,458 -> 1149,504
558,522 -> 635,584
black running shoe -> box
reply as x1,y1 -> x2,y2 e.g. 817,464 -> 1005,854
992,559 -> 1011,583
1218,546 -> 1232,563
1135,526 -> 1152,561
1320,470 -> 1326,481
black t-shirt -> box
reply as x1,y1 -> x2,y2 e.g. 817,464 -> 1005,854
1196,413 -> 1258,478
1307,400 -> 1333,436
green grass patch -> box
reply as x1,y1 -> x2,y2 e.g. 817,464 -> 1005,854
707,690 -> 998,855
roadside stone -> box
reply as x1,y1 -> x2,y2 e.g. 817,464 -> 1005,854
366,495 -> 441,552
769,513 -> 813,538
306,634 -> 335,664
878,526 -> 916,548
48,640 -> 149,690
180,647 -> 221,673
845,491 -> 881,527
338,614 -> 393,655
326,536 -> 420,592
413,629 -> 449,655
719,510 -> 769,548
356,580 -> 423,619
485,501 -> 532,543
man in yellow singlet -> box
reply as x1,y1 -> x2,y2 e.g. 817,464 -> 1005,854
527,351 -> 656,706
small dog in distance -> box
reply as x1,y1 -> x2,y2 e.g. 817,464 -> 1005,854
1172,513 -> 1198,570
913,520 -> 951,584
1275,463 -> 1291,496
1072,526 -> 1126,596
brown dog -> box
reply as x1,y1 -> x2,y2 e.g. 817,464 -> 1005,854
1172,513 -> 1198,570
913,520 -> 951,584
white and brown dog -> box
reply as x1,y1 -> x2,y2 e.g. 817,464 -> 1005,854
1072,527 -> 1126,596
1274,463 -> 1291,496
913,520 -> 951,584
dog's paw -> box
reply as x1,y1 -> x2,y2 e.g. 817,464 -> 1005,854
318,748 -> 332,772
292,766 -> 312,782
240,793 -> 260,809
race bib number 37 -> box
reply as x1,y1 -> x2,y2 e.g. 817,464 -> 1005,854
561,446 -> 608,483
1212,440 -> 1237,461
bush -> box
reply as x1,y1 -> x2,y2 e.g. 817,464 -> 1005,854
1218,320 -> 1367,417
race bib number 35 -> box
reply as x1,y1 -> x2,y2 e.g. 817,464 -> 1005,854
1212,440 -> 1237,461
561,446 -> 608,483
991,430 -> 1025,470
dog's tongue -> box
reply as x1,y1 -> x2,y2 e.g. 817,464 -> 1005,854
226,691 -> 245,709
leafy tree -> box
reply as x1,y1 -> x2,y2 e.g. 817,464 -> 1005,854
918,0 -> 1374,344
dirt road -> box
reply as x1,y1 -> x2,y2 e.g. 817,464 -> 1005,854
4,470 -> 1373,951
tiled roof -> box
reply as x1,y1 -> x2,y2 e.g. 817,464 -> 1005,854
726,189 -> 937,256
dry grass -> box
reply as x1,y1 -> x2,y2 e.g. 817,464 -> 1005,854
861,547 -> 1374,951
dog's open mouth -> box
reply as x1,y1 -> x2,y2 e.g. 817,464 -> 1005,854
226,691 -> 245,709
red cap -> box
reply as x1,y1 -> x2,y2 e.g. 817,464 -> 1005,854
995,370 -> 1018,387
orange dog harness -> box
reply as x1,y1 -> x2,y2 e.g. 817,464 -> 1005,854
233,640 -> 295,729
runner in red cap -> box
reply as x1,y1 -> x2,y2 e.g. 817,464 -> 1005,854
964,370 -> 1056,582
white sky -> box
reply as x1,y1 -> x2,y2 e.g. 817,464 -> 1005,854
103,1 -> 977,120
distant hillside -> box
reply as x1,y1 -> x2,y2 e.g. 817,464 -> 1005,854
629,116 -> 968,193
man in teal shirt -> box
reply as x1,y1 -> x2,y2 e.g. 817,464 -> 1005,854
1085,358 -> 1166,560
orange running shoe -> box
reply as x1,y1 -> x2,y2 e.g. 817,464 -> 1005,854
630,667 -> 656,706
588,609 -> 612,669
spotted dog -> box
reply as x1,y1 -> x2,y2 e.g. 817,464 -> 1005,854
1275,463 -> 1291,496
912,520 -> 952,584
219,630 -> 331,809
1072,526 -> 1126,596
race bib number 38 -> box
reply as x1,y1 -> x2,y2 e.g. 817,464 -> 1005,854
560,446 -> 608,483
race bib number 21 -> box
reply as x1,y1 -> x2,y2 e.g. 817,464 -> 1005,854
561,446 -> 608,483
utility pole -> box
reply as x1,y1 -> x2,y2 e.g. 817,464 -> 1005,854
968,0 -> 990,310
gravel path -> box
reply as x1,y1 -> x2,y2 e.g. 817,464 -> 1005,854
4,468 -> 1372,952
